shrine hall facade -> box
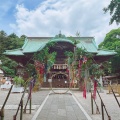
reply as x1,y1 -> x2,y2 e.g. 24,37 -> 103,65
4,33 -> 116,87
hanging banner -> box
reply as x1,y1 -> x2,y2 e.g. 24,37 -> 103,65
83,84 -> 86,99
34,60 -> 44,74
92,80 -> 97,99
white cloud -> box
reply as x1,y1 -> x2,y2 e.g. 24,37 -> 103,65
10,0 -> 119,45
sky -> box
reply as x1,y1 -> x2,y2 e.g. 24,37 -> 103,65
0,0 -> 119,45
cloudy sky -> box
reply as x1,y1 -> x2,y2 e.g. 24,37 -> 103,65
0,0 -> 119,45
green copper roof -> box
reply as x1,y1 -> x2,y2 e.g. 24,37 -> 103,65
22,36 -> 97,53
4,49 -> 24,56
22,36 -> 75,53
76,38 -> 98,53
3,34 -> 117,56
96,49 -> 117,56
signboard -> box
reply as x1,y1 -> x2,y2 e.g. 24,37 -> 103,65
48,79 -> 52,83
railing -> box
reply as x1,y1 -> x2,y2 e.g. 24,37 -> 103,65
108,83 -> 120,108
91,89 -> 111,120
0,85 -> 13,120
97,90 -> 111,120
13,86 -> 27,120
91,91 -> 100,114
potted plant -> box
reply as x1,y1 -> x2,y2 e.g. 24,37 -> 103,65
13,76 -> 24,87
12,76 -> 24,93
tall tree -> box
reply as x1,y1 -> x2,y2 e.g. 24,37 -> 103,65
0,31 -> 25,76
99,28 -> 120,73
103,0 -> 120,24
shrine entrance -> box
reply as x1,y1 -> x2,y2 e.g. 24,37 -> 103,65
50,72 -> 69,88
49,72 -> 71,94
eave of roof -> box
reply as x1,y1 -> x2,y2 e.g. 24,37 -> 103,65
3,49 -> 24,56
96,49 -> 117,56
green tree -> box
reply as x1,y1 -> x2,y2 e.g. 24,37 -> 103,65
99,28 -> 120,50
34,41 -> 57,71
0,30 -> 25,76
99,28 -> 120,73
103,0 -> 120,24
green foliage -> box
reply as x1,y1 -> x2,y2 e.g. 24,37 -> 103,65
102,61 -> 112,75
76,48 -> 87,58
64,51 -> 74,65
64,47 -> 94,74
0,30 -> 26,76
13,76 -> 24,86
89,64 -> 104,78
111,56 -> 120,73
0,56 -> 17,76
34,41 -> 57,70
46,41 -> 56,48
99,28 -> 120,50
99,28 -> 120,73
65,47 -> 93,65
25,63 -> 36,76
68,36 -> 80,45
103,0 -> 120,24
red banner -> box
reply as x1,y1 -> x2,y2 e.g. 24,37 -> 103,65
83,84 -> 86,99
92,80 -> 97,99
34,60 -> 44,74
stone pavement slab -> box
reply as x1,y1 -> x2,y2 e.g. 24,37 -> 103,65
0,89 -> 50,120
0,105 -> 38,110
36,92 -> 88,120
72,89 -> 120,120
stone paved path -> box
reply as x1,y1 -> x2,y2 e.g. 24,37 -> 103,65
36,91 -> 89,120
1,88 -> 119,120
0,89 -> 50,120
72,90 -> 120,120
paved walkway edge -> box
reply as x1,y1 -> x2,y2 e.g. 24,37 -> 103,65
71,92 -> 93,120
31,91 -> 50,120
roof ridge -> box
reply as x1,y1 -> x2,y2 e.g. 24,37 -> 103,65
91,38 -> 98,49
22,38 -> 29,49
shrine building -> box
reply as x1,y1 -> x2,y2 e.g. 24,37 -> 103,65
4,33 -> 116,87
